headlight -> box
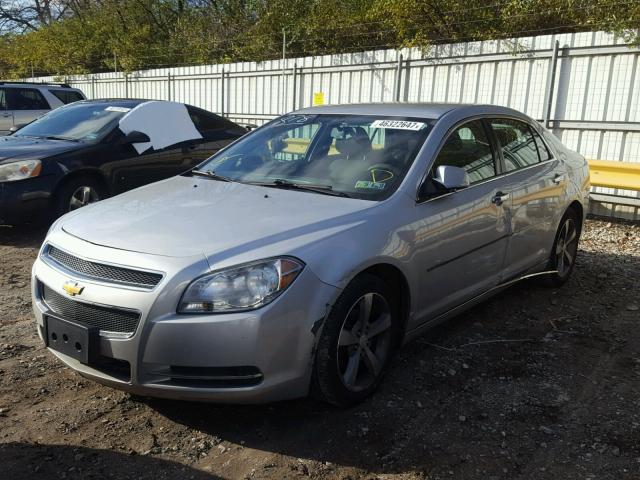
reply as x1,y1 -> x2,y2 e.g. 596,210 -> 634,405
0,160 -> 42,182
178,257 -> 304,313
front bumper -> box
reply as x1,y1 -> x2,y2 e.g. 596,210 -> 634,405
31,230 -> 340,403
0,176 -> 54,225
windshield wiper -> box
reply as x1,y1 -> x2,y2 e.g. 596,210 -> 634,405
249,179 -> 352,198
191,169 -> 233,182
43,135 -> 79,142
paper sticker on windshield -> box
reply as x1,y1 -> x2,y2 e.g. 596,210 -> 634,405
275,114 -> 313,126
355,180 -> 387,190
370,120 -> 425,130
105,106 -> 131,113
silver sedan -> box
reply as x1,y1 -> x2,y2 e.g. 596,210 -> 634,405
31,103 -> 589,406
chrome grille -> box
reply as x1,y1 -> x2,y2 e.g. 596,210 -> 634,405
42,285 -> 140,335
46,245 -> 162,288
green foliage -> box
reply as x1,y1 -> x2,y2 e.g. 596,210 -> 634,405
0,0 -> 638,78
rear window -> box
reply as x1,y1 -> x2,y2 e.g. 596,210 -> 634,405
49,89 -> 84,105
489,119 -> 540,172
531,127 -> 552,162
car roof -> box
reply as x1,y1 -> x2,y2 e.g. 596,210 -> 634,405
77,99 -> 149,108
293,102 -> 528,120
0,82 -> 79,90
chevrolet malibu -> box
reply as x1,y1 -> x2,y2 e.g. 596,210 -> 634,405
31,104 -> 589,406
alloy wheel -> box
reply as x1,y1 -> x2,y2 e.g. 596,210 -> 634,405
555,217 -> 578,276
336,292 -> 392,392
68,186 -> 100,211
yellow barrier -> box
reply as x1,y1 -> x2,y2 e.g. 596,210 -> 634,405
588,160 -> 640,191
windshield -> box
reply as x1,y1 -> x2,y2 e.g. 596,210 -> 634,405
197,114 -> 433,200
15,103 -> 132,143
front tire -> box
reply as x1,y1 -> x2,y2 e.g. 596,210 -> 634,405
312,274 -> 399,407
54,176 -> 105,218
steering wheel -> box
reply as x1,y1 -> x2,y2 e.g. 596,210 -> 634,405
366,163 -> 401,183
216,153 -> 264,171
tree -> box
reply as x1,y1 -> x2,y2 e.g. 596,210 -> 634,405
0,0 -> 638,78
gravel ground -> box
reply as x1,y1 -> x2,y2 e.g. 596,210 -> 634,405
0,218 -> 639,480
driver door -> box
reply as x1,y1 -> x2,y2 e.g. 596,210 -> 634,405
407,120 -> 511,324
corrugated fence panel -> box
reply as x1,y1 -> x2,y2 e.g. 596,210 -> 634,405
23,30 -> 640,218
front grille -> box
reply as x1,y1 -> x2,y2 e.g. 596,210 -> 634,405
46,245 -> 163,289
42,285 -> 140,335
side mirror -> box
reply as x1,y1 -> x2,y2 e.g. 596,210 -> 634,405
122,130 -> 150,144
433,165 -> 470,190
240,123 -> 258,132
9,123 -> 28,134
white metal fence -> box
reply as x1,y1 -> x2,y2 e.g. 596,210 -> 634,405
29,30 -> 640,219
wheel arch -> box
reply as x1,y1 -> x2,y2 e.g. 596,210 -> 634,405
52,168 -> 111,200
351,263 -> 411,344
566,199 -> 584,234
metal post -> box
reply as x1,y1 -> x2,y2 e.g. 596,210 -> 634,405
281,29 -> 287,114
543,40 -> 560,129
124,73 -> 129,98
394,53 -> 403,102
167,74 -> 172,101
91,76 -> 96,99
220,69 -> 225,117
292,63 -> 298,111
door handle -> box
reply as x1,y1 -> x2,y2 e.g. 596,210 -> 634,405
552,174 -> 565,184
491,191 -> 510,206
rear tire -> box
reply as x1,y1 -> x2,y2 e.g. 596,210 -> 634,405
54,176 -> 105,218
311,274 -> 400,407
539,208 -> 581,287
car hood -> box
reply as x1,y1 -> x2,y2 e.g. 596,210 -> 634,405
61,175 -> 376,262
0,135 -> 80,164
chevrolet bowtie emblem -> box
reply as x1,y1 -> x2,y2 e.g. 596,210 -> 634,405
62,281 -> 84,297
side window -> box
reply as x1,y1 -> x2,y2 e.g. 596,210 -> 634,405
49,90 -> 84,104
0,88 -> 6,110
530,127 -> 552,162
187,107 -> 239,135
6,88 -> 50,110
490,119 -> 540,172
431,120 -> 496,184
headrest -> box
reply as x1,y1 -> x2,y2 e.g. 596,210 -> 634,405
335,126 -> 372,157
442,131 -> 463,152
494,128 -> 518,148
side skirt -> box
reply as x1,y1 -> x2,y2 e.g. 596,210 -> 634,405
403,262 -> 553,344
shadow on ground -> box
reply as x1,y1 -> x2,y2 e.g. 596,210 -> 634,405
0,224 -> 47,248
0,442 -> 222,480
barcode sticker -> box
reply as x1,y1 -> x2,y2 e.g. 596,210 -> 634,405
370,120 -> 425,130
105,106 -> 131,113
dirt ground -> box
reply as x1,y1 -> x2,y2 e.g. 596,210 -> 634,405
0,218 -> 639,480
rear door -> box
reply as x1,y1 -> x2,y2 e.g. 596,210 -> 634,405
487,118 -> 565,278
6,88 -> 51,127
0,88 -> 13,134
410,119 -> 510,321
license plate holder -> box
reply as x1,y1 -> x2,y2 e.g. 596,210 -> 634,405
44,315 -> 98,364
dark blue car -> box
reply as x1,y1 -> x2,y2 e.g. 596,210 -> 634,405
0,99 -> 246,225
